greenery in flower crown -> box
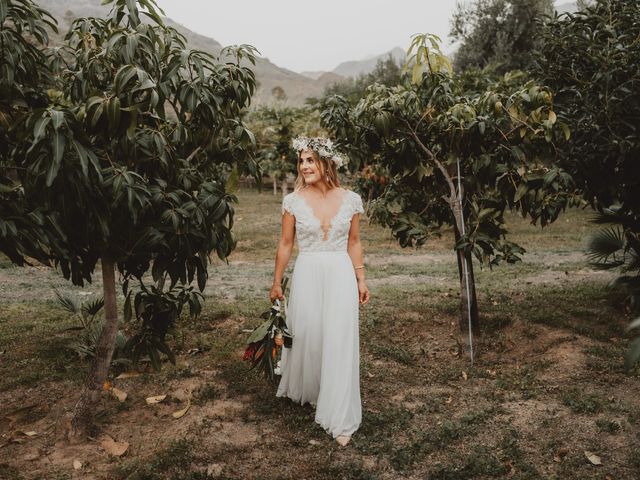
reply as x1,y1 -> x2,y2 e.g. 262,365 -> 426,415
291,136 -> 345,168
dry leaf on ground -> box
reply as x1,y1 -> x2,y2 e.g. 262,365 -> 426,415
145,395 -> 167,405
116,371 -> 141,379
73,460 -> 82,470
172,399 -> 191,419
584,451 -> 602,465
111,387 -> 127,402
100,435 -> 129,456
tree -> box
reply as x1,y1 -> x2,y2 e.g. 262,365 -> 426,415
2,0 -> 257,437
271,85 -> 287,102
536,0 -> 640,365
248,106 -> 322,196
321,35 -> 575,351
0,0 -> 64,266
450,0 -> 554,74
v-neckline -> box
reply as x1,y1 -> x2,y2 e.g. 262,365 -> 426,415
297,188 -> 349,241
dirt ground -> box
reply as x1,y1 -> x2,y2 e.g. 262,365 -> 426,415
1,189 -> 639,479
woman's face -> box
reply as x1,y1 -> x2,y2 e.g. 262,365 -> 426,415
299,150 -> 324,185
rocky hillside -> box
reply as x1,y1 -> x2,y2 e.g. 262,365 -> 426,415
35,0 -> 327,106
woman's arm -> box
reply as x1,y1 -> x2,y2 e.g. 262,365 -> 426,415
270,211 -> 296,302
347,214 -> 370,305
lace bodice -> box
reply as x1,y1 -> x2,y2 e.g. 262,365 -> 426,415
282,189 -> 364,252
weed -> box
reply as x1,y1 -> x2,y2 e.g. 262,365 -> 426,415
595,418 -> 621,433
193,383 -> 219,405
116,438 -> 213,480
561,388 -> 606,414
369,342 -> 413,365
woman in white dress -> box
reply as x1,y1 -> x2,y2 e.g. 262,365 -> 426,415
269,137 -> 370,446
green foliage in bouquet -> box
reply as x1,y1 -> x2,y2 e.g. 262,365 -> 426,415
243,279 -> 292,384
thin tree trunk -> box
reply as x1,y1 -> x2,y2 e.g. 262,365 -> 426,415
452,223 -> 479,338
272,176 -> 277,195
281,178 -> 288,197
69,256 -> 119,440
447,174 -> 479,356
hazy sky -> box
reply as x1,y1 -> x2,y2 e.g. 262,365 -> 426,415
153,0 -> 462,73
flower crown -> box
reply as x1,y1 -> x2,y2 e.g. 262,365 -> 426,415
291,136 -> 345,168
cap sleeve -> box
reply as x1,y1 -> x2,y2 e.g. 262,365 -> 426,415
351,191 -> 364,215
282,193 -> 295,215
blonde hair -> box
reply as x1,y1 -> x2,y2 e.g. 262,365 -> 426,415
294,149 -> 340,191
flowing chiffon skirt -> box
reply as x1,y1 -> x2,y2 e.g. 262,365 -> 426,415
276,251 -> 362,438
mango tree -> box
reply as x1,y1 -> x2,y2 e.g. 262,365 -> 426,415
2,0 -> 257,437
322,35 -> 576,352
0,0 -> 65,265
536,0 -> 640,366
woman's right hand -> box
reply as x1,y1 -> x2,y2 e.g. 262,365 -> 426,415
269,283 -> 284,303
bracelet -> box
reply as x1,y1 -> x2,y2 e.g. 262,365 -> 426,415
354,265 -> 365,270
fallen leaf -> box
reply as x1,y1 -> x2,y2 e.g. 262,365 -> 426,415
172,399 -> 191,419
309,440 -> 320,445
73,459 -> 82,470
100,435 -> 129,456
461,371 -> 468,381
584,451 -> 602,466
207,464 -> 223,476
445,396 -> 453,404
367,372 -> 375,378
145,395 -> 167,405
111,387 -> 127,402
116,371 -> 141,379
103,381 -> 112,391
21,431 -> 37,437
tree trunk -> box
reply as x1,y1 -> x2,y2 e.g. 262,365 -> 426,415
449,188 -> 480,357
69,256 -> 119,440
453,223 -> 480,337
281,178 -> 288,197
272,176 -> 277,196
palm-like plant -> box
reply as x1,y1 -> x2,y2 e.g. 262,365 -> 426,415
55,290 -> 128,363
586,205 -> 640,368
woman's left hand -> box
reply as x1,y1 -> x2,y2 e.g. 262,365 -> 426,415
358,279 -> 370,305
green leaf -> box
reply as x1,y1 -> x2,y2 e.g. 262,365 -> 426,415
107,96 -> 121,132
0,0 -> 7,23
72,140 -> 89,177
513,183 -> 528,203
33,115 -> 50,141
50,110 -> 65,131
246,319 -> 272,345
47,132 -> 66,186
511,146 -> 526,162
225,166 -> 239,193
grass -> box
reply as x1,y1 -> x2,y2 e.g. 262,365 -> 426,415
0,188 -> 639,479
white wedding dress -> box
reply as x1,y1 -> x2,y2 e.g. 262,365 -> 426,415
276,188 -> 363,438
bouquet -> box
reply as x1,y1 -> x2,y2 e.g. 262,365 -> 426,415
243,286 -> 293,383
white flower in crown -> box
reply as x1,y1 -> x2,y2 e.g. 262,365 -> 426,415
291,136 -> 345,168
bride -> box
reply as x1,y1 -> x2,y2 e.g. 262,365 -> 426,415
269,136 -> 370,446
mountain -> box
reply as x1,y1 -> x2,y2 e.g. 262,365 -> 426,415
332,47 -> 405,78
34,0 -> 326,106
300,71 -> 328,80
